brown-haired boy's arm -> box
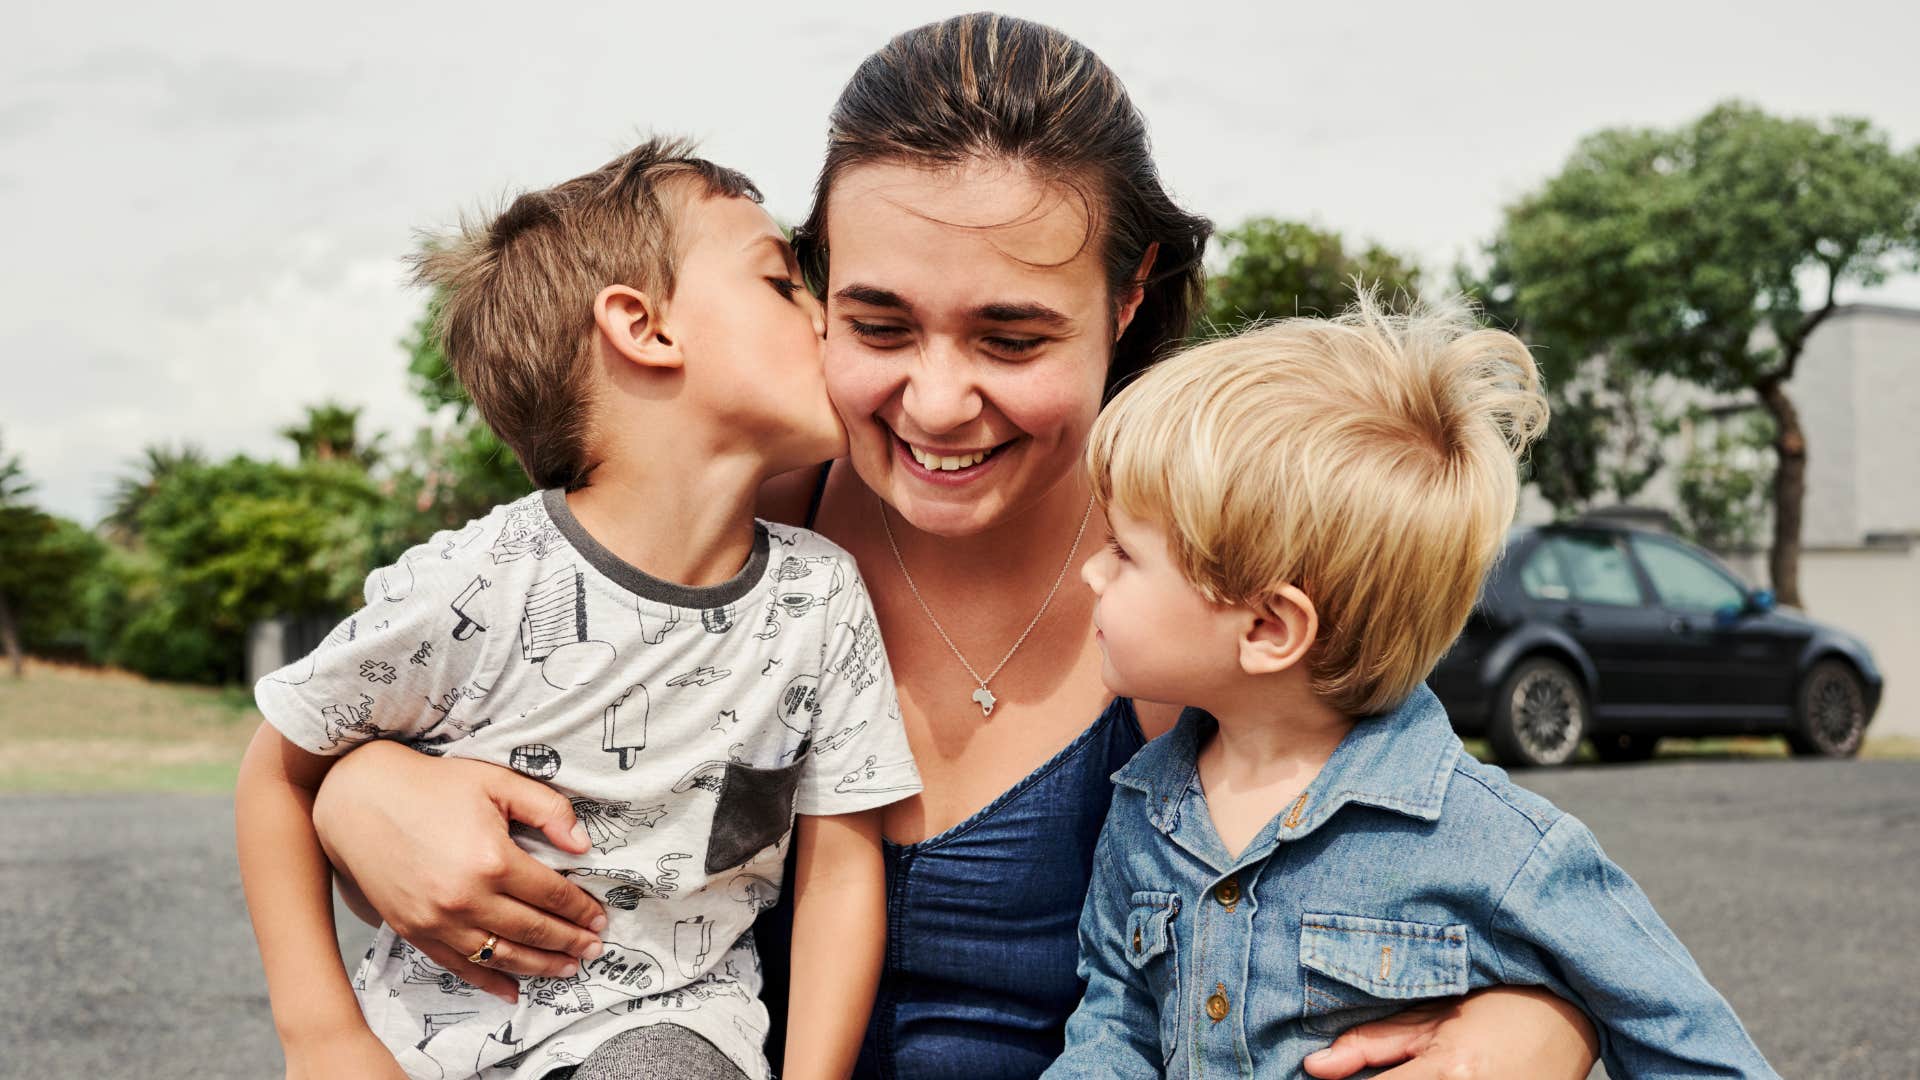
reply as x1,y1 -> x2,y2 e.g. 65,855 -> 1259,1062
235,721 -> 407,1079
783,807 -> 887,1080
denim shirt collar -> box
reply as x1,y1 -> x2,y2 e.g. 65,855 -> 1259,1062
1112,684 -> 1460,853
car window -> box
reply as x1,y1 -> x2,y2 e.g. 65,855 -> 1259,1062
1517,543 -> 1572,601
1545,534 -> 1643,606
1630,536 -> 1747,613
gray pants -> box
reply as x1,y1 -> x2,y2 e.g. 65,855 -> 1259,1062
542,1023 -> 749,1080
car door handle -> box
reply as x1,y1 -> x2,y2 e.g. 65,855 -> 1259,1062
1559,609 -> 1584,629
1669,617 -> 1691,634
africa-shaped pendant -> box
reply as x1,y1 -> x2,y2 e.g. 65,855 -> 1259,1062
971,686 -> 997,717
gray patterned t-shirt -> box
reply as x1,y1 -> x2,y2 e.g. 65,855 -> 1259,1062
255,489 -> 919,1080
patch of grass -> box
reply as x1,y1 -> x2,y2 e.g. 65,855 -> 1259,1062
0,659 -> 259,794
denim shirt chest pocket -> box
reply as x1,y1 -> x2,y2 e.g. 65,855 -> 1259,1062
1124,891 -> 1182,1063
1299,913 -> 1469,1036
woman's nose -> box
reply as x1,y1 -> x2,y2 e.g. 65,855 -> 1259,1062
901,344 -> 983,434
802,290 -> 827,338
1080,552 -> 1105,592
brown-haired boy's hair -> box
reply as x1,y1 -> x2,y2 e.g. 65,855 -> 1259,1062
411,137 -> 760,490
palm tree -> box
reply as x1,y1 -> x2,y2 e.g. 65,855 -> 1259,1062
281,402 -> 384,469
104,443 -> 205,544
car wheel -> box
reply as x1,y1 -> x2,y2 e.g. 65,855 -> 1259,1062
1788,659 -> 1868,758
1488,657 -> 1588,768
1593,733 -> 1659,763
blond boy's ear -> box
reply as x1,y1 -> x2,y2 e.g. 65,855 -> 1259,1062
1238,583 -> 1317,677
594,284 -> 681,370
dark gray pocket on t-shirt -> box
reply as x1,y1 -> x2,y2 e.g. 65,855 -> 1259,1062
705,757 -> 806,873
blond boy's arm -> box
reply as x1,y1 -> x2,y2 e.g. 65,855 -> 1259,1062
782,808 -> 887,1080
235,720 -> 401,1073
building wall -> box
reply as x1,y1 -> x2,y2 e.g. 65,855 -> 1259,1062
1849,308 -> 1920,540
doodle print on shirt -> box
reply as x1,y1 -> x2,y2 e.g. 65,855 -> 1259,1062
729,874 -> 779,913
375,559 -> 415,602
602,683 -> 648,769
489,501 -> 567,564
752,556 -> 843,640
774,674 -> 821,735
359,659 -> 398,685
836,755 -> 921,795
509,743 -> 562,780
409,640 -> 434,667
638,604 -> 680,645
477,1020 -> 525,1074
527,973 -> 598,1016
668,666 -> 732,689
566,855 -> 691,906
813,722 -> 869,756
449,576 -> 491,641
320,693 -> 380,747
831,609 -> 884,696
398,941 -> 476,996
675,915 -> 715,978
522,566 -> 617,689
701,605 -> 735,634
570,797 -> 668,853
439,521 -> 485,559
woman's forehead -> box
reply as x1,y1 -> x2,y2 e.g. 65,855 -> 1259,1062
825,160 -> 1107,307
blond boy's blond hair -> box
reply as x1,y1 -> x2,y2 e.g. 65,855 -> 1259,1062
1087,292 -> 1549,716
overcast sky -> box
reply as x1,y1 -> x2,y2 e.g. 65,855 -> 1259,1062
5,0 -> 1917,524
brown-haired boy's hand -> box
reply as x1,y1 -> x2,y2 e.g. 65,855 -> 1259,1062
311,739 -> 609,1002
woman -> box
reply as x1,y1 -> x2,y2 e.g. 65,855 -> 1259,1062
311,14 -> 1599,1078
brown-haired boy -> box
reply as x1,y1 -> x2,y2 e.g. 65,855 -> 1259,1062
236,138 -> 918,1080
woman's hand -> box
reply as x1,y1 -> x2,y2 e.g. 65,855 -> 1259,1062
310,739 -> 609,1002
1302,987 -> 1599,1079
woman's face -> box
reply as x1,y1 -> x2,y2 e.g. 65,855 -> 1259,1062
821,159 -> 1131,537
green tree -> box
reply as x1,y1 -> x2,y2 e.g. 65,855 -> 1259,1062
281,401 -> 385,469
98,455 -> 383,683
0,433 -> 103,676
1490,101 -> 1920,604
103,443 -> 206,544
1675,409 -> 1776,552
395,288 -> 531,531
1201,219 -> 1423,336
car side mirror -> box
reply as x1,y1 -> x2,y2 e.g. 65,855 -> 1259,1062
1747,588 -> 1776,614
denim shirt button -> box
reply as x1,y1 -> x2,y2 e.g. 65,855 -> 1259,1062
1214,876 -> 1240,910
1206,983 -> 1230,1022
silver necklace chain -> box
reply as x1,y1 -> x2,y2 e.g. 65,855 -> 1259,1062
878,492 -> 1094,717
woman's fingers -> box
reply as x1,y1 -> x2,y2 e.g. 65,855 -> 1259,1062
413,939 -> 520,1004
490,845 -> 607,943
1301,1004 -> 1446,1078
466,891 -> 605,977
485,766 -> 592,855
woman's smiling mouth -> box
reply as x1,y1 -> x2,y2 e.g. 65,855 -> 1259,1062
890,429 -> 1016,482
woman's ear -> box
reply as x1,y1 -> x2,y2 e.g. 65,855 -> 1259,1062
1239,582 -> 1318,677
1113,242 -> 1160,341
594,284 -> 681,370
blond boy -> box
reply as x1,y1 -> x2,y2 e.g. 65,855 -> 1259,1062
1045,298 -> 1777,1078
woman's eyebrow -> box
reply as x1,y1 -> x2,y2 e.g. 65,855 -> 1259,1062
832,287 -> 1070,328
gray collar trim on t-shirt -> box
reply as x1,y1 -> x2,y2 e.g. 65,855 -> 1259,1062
540,488 -> 771,609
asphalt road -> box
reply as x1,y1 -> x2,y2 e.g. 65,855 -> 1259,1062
2,758 -> 1915,1079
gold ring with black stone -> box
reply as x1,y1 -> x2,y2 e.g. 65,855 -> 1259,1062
468,933 -> 500,964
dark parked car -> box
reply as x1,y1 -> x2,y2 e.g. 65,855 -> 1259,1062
1429,522 -> 1883,767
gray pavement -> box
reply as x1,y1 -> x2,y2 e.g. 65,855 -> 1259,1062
2,759 -> 1916,1079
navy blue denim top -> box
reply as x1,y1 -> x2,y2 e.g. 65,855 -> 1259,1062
757,699 -> 1145,1079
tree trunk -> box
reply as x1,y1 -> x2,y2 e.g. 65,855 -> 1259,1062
1757,379 -> 1805,609
0,591 -> 21,678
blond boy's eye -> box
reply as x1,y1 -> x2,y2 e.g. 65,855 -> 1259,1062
1105,536 -> 1129,561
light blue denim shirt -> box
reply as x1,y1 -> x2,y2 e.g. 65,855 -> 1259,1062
1043,685 -> 1778,1079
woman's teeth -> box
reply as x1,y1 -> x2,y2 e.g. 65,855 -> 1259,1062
908,443 -> 994,471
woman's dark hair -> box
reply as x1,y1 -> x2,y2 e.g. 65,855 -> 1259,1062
793,12 -> 1212,398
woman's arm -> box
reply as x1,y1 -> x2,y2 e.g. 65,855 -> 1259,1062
783,809 -> 886,1080
309,738 -> 609,1002
1302,987 -> 1599,1080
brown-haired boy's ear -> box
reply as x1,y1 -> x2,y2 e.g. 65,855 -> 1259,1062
1238,583 -> 1317,677
1113,242 -> 1160,342
594,284 -> 681,370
